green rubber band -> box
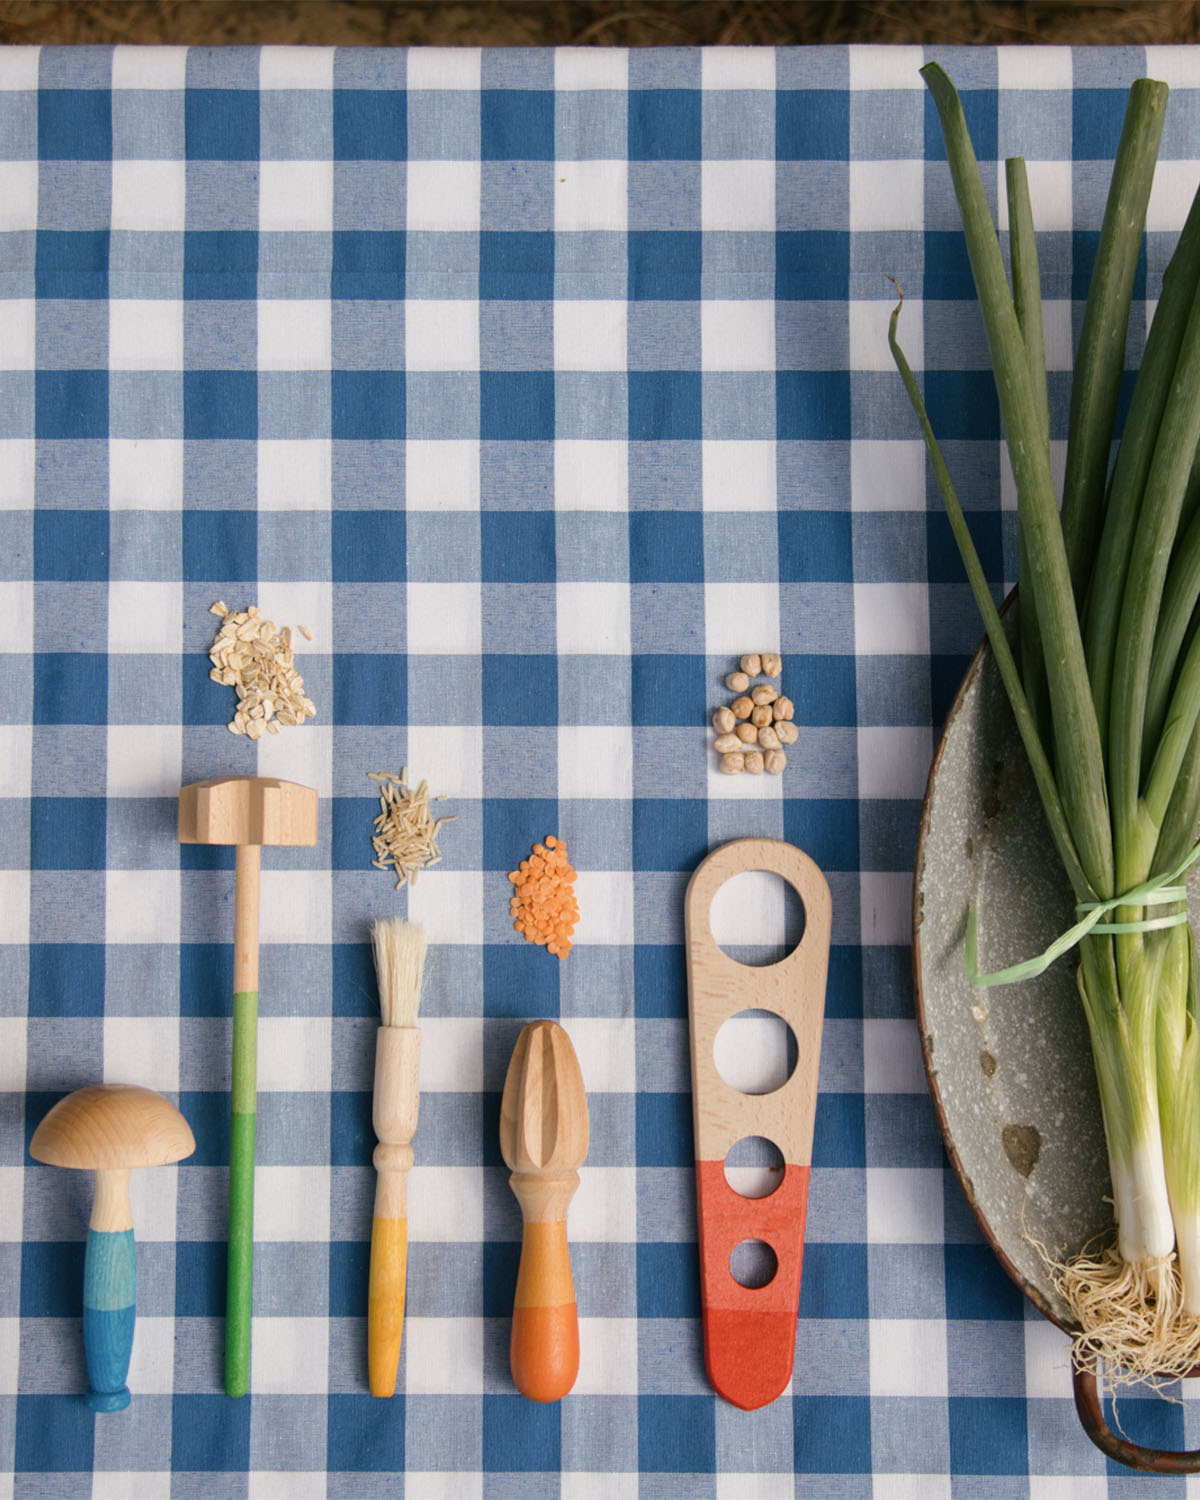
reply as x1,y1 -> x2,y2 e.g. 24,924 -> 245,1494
966,841 -> 1200,988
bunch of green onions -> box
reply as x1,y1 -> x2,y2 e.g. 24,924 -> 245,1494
893,63 -> 1200,1378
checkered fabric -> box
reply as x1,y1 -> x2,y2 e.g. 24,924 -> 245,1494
6,38 -> 1200,1497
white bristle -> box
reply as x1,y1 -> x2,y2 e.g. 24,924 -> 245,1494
371,917 -> 427,1028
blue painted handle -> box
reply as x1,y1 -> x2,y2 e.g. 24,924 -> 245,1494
83,1228 -> 136,1412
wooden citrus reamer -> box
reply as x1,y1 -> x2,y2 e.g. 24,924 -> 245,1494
684,837 -> 831,1410
179,775 -> 318,1397
500,1019 -> 589,1402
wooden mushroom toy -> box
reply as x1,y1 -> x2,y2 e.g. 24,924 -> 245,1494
30,1084 -> 195,1412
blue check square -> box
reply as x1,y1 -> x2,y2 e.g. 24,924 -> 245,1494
32,654 -> 108,726
19,1241 -> 82,1316
629,371 -> 701,442
29,797 -> 106,872
173,1241 -> 225,1316
628,229 -> 701,302
482,654 -> 558,725
33,511 -> 108,582
334,89 -> 407,160
35,370 -> 107,439
332,370 -> 405,440
482,940 -> 560,1017
947,1397 -> 1028,1475
777,89 -> 849,160
634,943 -> 686,1019
172,1394 -> 251,1471
778,511 -> 852,583
632,797 -> 708,872
36,230 -> 108,299
636,1242 -> 699,1317
479,231 -> 554,301
632,653 -> 705,728
482,1394 -> 560,1471
793,1395 -> 872,1473
924,85 -> 998,163
944,1245 -> 1025,1321
38,89 -> 111,161
186,89 -> 260,161
183,371 -> 257,441
332,230 -> 406,300
481,89 -> 554,161
777,370 -> 851,440
480,511 -> 556,582
27,941 -> 105,1014
629,510 -> 703,583
182,511 -> 257,582
480,371 -> 555,441
184,230 -> 259,301
332,512 -> 407,581
175,1091 -> 229,1166
332,652 -> 407,725
783,796 -> 859,875
14,1395 -> 95,1473
629,89 -> 701,161
637,1395 -> 714,1473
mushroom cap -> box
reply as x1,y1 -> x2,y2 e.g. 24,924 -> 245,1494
31,1084 -> 195,1171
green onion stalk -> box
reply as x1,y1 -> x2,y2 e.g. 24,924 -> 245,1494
894,62 -> 1200,1380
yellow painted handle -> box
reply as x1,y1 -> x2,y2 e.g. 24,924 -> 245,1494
367,1215 -> 408,1398
511,1219 -> 579,1402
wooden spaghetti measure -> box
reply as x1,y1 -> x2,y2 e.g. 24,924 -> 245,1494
684,837 -> 832,1410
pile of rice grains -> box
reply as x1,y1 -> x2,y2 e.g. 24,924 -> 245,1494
508,837 -> 579,959
368,768 -> 456,889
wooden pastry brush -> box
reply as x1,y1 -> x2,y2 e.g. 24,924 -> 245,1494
368,916 -> 427,1397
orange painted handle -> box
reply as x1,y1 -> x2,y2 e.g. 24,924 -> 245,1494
695,1159 -> 810,1410
367,1215 -> 408,1397
511,1219 -> 578,1402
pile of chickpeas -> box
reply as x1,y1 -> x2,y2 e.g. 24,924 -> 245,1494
711,652 -> 796,776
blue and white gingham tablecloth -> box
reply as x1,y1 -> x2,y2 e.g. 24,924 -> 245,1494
6,39 -> 1200,1498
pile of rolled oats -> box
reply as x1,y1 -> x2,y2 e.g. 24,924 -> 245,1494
208,602 -> 316,740
711,652 -> 796,776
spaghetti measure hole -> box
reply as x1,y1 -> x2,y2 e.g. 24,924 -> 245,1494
713,1008 -> 797,1095
709,869 -> 805,968
730,1239 -> 778,1289
724,1136 -> 785,1199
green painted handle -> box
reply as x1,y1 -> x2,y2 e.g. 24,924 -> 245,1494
227,988 -> 257,1398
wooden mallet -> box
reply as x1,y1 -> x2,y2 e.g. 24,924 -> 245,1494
179,775 -> 318,1397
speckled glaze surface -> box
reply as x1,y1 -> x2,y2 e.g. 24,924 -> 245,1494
916,625 -> 1129,1331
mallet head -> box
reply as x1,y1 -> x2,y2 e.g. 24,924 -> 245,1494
179,776 -> 318,848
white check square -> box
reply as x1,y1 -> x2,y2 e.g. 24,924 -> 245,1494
255,1168 -> 330,1242
570,1166 -> 636,1243
556,159 -> 628,233
859,871 -> 913,948
850,159 -> 924,232
857,726 -> 932,799
0,726 -> 30,796
0,439 -> 34,509
108,581 -> 181,654
996,160 -> 1072,233
416,1018 -> 483,1093
260,46 -> 335,90
407,1165 -> 483,1242
255,723 -> 333,803
406,871 -> 483,945
404,725 -> 483,799
406,48 -> 481,90
555,49 -> 627,90
0,1316 -> 15,1400
555,300 -> 626,372
0,582 -> 31,652
0,300 -> 34,370
1024,1313 -> 1076,1399
702,441 -> 776,511
850,440 -> 925,512
554,440 -> 627,511
702,300 -> 774,372
109,439 -> 183,511
112,46 -> 186,89
0,162 -> 36,231
403,1317 -> 482,1395
850,296 -> 918,374
250,1316 -> 329,1393
866,1167 -> 944,1244
869,1317 -> 947,1397
574,1316 -> 638,1395
406,583 -> 482,655
259,160 -> 333,233
104,1018 -> 180,1098
560,1017 -> 636,1093
572,871 -> 634,947
556,581 -> 630,654
557,725 -> 633,800
705,581 -> 780,657
863,1019 -> 926,1094
258,300 -> 331,372
260,871 -> 331,947
125,1316 -> 177,1397
256,1018 -> 332,1092
110,300 -> 183,372
854,582 -> 929,655
407,160 -> 480,231
111,160 -> 185,232
702,159 -> 774,232
406,440 -> 480,511
258,439 -> 332,511
106,870 -> 181,945
405,300 -> 480,372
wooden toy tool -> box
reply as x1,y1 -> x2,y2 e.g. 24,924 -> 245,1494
367,916 -> 426,1397
179,775 -> 318,1397
685,838 -> 831,1410
500,1019 -> 589,1402
31,1084 -> 195,1411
